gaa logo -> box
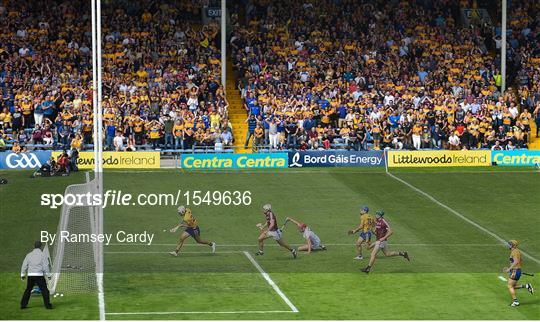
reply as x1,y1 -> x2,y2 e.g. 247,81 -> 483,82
5,153 -> 43,169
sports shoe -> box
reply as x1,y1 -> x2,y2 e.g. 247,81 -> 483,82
402,251 -> 410,261
292,248 -> 297,259
255,250 -> 264,256
526,283 -> 534,294
361,266 -> 371,274
169,251 -> 178,257
211,242 -> 216,254
354,255 -> 364,260
510,300 -> 520,307
321,245 -> 327,251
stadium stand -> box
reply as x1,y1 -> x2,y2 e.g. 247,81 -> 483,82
0,0 -> 232,153
497,0 -> 540,149
0,0 -> 537,153
230,0 -> 536,152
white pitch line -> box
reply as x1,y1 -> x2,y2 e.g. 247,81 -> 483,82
243,251 -> 299,313
106,243 -> 501,247
106,310 -> 295,315
386,171 -> 540,265
97,273 -> 105,321
98,291 -> 105,321
104,251 -> 240,254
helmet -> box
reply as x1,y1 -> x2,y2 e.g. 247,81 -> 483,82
375,210 -> 385,217
177,206 -> 186,215
361,205 -> 369,213
298,223 -> 307,232
262,204 -> 272,212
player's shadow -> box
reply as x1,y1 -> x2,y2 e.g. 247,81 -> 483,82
523,298 -> 540,306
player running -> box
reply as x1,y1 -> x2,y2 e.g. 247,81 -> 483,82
504,240 -> 534,307
168,206 -> 216,256
284,217 -> 326,253
361,210 -> 410,273
348,205 -> 374,260
256,204 -> 297,258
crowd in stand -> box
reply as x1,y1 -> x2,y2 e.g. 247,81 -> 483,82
0,0 -> 232,153
232,0 -> 536,151
500,0 -> 540,139
1,0 -> 537,153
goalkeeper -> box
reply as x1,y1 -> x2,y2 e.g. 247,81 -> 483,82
169,206 -> 216,256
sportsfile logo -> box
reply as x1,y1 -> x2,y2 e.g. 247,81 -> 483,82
389,151 -> 491,168
5,153 -> 42,169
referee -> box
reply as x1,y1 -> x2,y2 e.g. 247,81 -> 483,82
20,241 -> 53,309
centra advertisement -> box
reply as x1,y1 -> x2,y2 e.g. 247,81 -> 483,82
180,153 -> 288,169
51,151 -> 160,169
491,150 -> 540,167
388,150 -> 491,167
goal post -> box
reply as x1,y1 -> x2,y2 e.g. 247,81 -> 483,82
48,173 -> 101,294
45,0 -> 106,317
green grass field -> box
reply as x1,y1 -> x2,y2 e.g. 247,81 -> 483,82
1,167 -> 539,320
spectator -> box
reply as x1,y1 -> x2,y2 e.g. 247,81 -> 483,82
220,128 -> 233,147
113,131 -> 125,151
448,132 -> 461,150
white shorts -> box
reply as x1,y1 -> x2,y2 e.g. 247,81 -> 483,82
311,242 -> 322,250
266,229 -> 282,240
375,240 -> 387,249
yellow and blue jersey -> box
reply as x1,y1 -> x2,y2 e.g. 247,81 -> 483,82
358,213 -> 375,240
508,248 -> 522,281
360,213 -> 375,233
182,208 -> 198,228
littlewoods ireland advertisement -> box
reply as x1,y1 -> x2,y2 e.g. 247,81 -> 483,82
51,151 -> 160,169
388,150 -> 491,167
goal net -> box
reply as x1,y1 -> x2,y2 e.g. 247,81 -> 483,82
48,176 -> 102,294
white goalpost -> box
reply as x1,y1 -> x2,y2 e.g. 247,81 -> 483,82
48,174 -> 99,294
92,0 -> 105,318
47,0 -> 104,319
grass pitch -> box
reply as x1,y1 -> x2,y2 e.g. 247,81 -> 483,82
1,167 -> 539,320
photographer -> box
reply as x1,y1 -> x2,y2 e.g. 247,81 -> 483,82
20,241 -> 53,310
69,148 -> 79,172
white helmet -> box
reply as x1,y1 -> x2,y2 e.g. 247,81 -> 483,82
177,206 -> 186,215
262,204 -> 272,212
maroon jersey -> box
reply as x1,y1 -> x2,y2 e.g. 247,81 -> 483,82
375,218 -> 390,240
265,211 -> 278,231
